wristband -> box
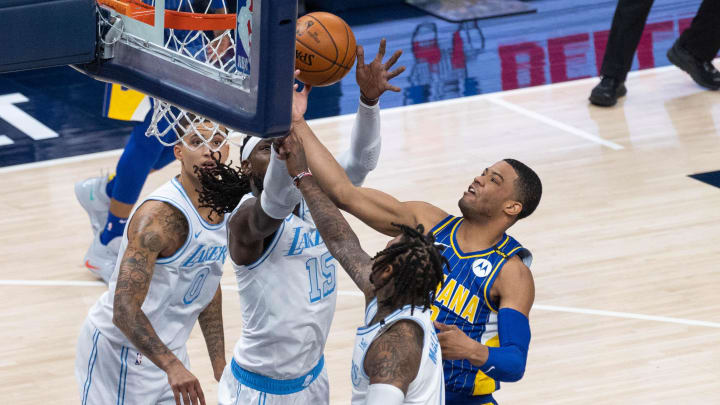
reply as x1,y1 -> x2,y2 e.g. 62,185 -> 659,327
292,170 -> 312,186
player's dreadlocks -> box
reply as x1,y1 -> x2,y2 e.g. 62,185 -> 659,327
195,137 -> 252,220
370,223 -> 448,314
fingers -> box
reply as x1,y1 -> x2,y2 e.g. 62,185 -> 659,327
387,85 -> 402,93
173,388 -> 181,405
375,38 -> 386,62
386,66 -> 406,81
434,321 -> 454,331
184,388 -> 192,405
356,45 -> 365,67
196,381 -> 206,405
384,49 -> 402,70
294,69 -> 300,79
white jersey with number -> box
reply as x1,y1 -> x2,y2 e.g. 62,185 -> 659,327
230,196 -> 338,379
351,299 -> 446,405
87,177 -> 228,351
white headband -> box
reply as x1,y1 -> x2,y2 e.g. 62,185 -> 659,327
241,136 -> 263,161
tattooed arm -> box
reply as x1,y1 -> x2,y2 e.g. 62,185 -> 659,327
364,320 -> 423,396
198,285 -> 225,381
112,200 -> 206,405
280,134 -> 375,305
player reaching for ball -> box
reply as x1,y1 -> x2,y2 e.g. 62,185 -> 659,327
196,40 -> 405,405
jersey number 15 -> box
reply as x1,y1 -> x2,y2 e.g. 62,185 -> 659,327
306,251 -> 336,302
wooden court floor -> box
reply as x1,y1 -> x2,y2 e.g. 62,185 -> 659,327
1,64 -> 720,404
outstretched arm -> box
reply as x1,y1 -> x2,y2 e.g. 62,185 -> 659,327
338,39 -> 405,186
435,256 -> 534,382
197,284 -> 225,382
113,201 -> 206,405
281,134 -> 375,304
294,119 -> 448,236
363,320 -> 424,404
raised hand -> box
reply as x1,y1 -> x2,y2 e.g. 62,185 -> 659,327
355,38 -> 406,103
279,133 -> 309,178
292,70 -> 312,125
166,360 -> 206,405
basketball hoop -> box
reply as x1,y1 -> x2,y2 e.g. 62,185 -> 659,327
94,0 -> 248,147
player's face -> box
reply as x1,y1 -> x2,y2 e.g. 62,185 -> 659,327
176,124 -> 230,178
241,139 -> 273,192
459,161 -> 519,219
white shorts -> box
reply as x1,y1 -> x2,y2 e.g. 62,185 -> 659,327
75,318 -> 190,405
218,360 -> 329,405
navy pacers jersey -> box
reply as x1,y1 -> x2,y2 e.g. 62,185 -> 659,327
429,215 -> 532,399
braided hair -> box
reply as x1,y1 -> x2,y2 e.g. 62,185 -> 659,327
371,223 -> 448,314
195,137 -> 252,220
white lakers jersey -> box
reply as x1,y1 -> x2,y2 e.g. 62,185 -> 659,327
351,299 -> 446,405
88,177 -> 228,351
230,196 -> 338,379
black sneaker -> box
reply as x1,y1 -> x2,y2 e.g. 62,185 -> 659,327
667,41 -> 720,90
589,76 -> 627,107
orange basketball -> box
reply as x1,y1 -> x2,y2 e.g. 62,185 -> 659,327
295,12 -> 357,87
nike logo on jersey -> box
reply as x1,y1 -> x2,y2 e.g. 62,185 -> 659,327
194,231 -> 201,239
485,366 -> 495,373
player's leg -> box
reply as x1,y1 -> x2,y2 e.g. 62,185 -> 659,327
81,113 -> 170,282
217,363 -> 243,405
667,0 -> 720,90
590,0 -> 655,106
75,320 -> 135,404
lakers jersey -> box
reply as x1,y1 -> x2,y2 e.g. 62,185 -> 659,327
429,215 -> 532,397
229,196 -> 338,379
351,299 -> 445,405
88,177 -> 228,351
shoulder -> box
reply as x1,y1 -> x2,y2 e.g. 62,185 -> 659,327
364,319 -> 423,393
228,195 -> 257,227
128,200 -> 189,248
404,201 -> 450,233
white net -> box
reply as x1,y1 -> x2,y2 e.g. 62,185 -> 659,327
134,0 -> 249,148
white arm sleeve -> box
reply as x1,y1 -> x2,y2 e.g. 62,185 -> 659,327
365,383 -> 405,405
337,99 -> 381,186
260,148 -> 301,219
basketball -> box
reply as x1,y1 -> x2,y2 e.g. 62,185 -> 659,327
295,12 -> 357,87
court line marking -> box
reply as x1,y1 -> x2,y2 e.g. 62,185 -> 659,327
2,279 -> 719,329
486,97 -> 624,150
0,64 -> 691,174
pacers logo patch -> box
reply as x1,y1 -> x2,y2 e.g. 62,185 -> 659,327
471,259 -> 493,278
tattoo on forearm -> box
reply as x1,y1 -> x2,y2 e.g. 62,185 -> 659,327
199,288 -> 225,370
299,179 -> 374,296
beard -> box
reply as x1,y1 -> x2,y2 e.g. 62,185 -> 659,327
251,173 -> 264,193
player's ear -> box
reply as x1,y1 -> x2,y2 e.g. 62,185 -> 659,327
504,200 -> 522,217
174,144 -> 183,161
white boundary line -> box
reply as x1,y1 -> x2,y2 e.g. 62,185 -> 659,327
3,279 -> 719,328
1,64 -> 686,174
0,148 -> 124,174
486,97 -> 624,150
533,304 -> 720,329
